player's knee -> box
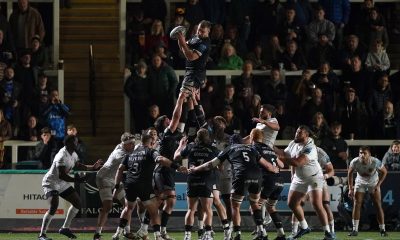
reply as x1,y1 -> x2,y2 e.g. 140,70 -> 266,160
266,199 -> 278,211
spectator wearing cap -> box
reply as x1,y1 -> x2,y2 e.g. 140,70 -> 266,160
26,126 -> 57,169
9,0 -> 45,50
30,34 -> 46,68
0,66 -> 22,134
334,87 -> 369,139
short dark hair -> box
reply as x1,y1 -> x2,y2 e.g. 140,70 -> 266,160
41,127 -> 51,134
359,146 -> 371,153
64,135 -> 77,145
141,133 -> 153,145
154,115 -> 168,133
199,20 -> 212,29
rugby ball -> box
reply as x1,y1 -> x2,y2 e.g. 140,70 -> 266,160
170,26 -> 187,40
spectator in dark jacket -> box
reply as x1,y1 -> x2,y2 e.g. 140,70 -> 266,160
320,121 -> 348,169
27,127 -> 57,169
279,40 -> 307,71
0,66 -> 22,133
66,124 -> 87,164
335,87 -> 369,139
286,0 -> 313,27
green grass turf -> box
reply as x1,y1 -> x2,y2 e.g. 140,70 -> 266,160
1,231 -> 400,240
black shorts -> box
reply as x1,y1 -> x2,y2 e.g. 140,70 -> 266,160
261,175 -> 284,200
182,75 -> 204,91
154,170 -> 175,192
232,177 -> 261,196
187,179 -> 213,198
125,182 -> 155,202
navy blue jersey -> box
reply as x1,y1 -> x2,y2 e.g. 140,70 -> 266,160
123,145 -> 159,185
218,144 -> 262,179
252,142 -> 280,177
181,142 -> 219,181
156,128 -> 181,174
184,36 -> 210,84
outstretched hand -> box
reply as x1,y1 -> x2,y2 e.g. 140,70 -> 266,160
178,166 -> 188,174
93,159 -> 104,170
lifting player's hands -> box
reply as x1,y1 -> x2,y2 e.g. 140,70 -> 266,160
179,136 -> 188,148
252,117 -> 262,124
176,31 -> 186,43
177,165 -> 188,174
188,166 -> 198,174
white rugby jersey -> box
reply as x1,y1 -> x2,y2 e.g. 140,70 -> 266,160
284,138 -> 322,179
317,147 -> 332,169
256,117 -> 278,148
42,147 -> 79,186
97,144 -> 129,181
349,157 -> 383,184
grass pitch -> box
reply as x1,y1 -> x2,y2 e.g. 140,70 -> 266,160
1,231 -> 400,240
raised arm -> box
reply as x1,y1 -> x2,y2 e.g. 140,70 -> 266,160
169,92 -> 187,133
177,32 -> 200,61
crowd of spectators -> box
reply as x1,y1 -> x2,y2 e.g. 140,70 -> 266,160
0,0 -> 78,169
124,0 -> 400,168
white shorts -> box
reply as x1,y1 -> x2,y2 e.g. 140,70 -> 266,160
354,180 -> 379,193
42,181 -> 72,196
289,174 -> 324,194
96,176 -> 125,201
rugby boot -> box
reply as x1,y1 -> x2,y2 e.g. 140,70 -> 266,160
274,235 -> 286,240
136,227 -> 149,240
197,229 -> 204,240
184,232 -> 191,240
38,234 -> 53,240
59,228 -> 77,239
323,231 -> 336,240
380,230 -> 388,237
161,232 -> 175,240
93,233 -> 101,240
223,228 -> 231,240
292,227 -> 311,239
347,230 -> 358,237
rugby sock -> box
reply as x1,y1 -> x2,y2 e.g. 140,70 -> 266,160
323,225 -> 330,232
270,211 -> 285,236
299,219 -> 308,229
161,211 -> 170,228
198,219 -> 204,230
139,211 -> 146,223
330,220 -> 335,233
124,225 -> 131,234
253,209 -> 263,225
222,219 -> 230,229
292,221 -> 299,235
379,224 -> 386,231
233,226 -> 241,236
352,219 -> 359,231
95,227 -> 102,234
205,225 -> 212,235
62,206 -> 79,228
261,203 -> 266,219
115,218 -> 128,235
153,224 -> 161,238
40,211 -> 54,236
185,225 -> 193,232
